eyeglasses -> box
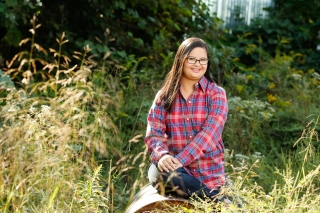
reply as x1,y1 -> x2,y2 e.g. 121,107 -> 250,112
186,57 -> 209,65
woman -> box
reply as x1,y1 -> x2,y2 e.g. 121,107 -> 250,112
144,37 -> 228,200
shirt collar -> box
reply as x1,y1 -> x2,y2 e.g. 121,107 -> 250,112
196,76 -> 209,93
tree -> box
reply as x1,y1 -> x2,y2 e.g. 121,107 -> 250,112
225,0 -> 320,73
0,0 -> 225,75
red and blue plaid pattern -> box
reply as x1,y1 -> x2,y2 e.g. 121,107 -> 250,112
145,76 -> 229,189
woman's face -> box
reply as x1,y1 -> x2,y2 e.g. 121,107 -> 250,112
182,47 -> 208,82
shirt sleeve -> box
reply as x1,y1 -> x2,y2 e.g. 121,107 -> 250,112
144,91 -> 169,164
175,86 -> 228,166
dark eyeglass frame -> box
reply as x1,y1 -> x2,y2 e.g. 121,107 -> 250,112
186,57 -> 209,65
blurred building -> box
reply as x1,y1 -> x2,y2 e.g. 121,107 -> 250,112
204,0 -> 274,30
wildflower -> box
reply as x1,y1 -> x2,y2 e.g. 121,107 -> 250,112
41,105 -> 50,111
41,105 -> 51,115
22,78 -> 29,84
252,154 -> 260,159
29,106 -> 36,113
291,73 -> 302,80
267,94 -> 277,103
265,195 -> 273,200
22,70 -> 32,84
269,82 -> 276,89
235,154 -> 250,160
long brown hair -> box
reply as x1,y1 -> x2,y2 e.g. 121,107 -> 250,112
159,37 -> 213,112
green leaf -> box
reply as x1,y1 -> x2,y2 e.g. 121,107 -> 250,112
117,51 -> 127,58
184,9 -> 192,17
138,19 -> 146,28
6,0 -> 18,7
115,1 -> 125,10
0,69 -> 15,89
95,44 -> 104,53
147,16 -> 156,23
134,38 -> 144,46
0,3 -> 7,12
166,18 -> 173,26
173,23 -> 181,31
5,26 -> 22,47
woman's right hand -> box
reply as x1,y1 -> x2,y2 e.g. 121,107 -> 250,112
158,155 -> 183,172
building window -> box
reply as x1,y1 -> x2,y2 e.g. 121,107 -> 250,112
204,0 -> 274,30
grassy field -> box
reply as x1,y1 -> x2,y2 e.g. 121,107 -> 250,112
1,22 -> 319,212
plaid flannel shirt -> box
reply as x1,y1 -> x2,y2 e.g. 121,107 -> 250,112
144,76 -> 228,189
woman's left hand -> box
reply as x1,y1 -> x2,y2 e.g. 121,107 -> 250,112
173,159 -> 183,169
158,155 -> 183,172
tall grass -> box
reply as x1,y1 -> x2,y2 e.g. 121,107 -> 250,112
0,92 -> 112,212
1,16 -> 119,212
0,15 -> 152,213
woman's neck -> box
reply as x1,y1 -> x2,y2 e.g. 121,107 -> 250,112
180,78 -> 197,101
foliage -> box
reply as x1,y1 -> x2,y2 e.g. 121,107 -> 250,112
0,16 -> 152,212
0,0 -> 225,79
75,165 -> 109,212
223,50 -> 320,153
1,1 -> 320,212
206,44 -> 235,86
0,102 -> 108,212
225,117 -> 320,212
224,0 -> 320,73
0,19 -> 117,211
224,97 -> 275,152
0,68 -> 15,100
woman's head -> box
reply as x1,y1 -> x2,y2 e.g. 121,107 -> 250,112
171,37 -> 212,83
159,37 -> 213,111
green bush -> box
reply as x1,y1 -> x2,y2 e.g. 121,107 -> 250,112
0,0 -> 224,79
224,51 -> 320,153
224,97 -> 275,153
224,0 -> 320,73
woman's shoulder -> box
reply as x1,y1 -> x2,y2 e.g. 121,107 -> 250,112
206,81 -> 226,95
153,90 -> 165,106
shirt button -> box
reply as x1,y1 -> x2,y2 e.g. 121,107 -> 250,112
188,101 -> 191,104
186,118 -> 189,121
189,135 -> 192,139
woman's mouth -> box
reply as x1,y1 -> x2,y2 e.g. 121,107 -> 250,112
191,68 -> 201,73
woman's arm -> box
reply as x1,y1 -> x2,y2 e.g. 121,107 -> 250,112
144,91 -> 169,164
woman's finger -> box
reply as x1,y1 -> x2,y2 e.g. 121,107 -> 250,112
160,162 -> 174,172
162,164 -> 169,172
165,162 -> 175,172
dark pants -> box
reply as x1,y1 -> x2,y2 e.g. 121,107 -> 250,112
148,164 -> 220,200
